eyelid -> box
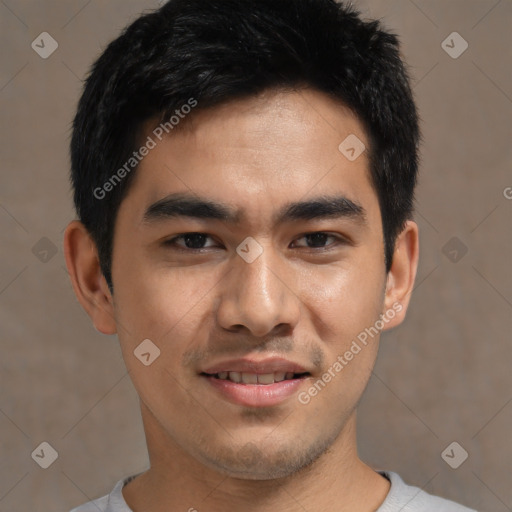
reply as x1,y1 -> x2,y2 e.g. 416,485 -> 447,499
163,233 -> 218,249
291,232 -> 350,249
163,231 -> 350,251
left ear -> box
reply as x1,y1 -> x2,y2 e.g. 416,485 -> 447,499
381,220 -> 419,330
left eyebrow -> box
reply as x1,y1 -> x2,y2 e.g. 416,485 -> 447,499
142,192 -> 367,227
275,194 -> 367,226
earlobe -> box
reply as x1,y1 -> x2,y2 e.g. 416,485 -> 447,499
63,220 -> 117,335
382,220 -> 419,330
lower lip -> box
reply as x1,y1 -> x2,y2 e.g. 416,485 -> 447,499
203,375 -> 308,407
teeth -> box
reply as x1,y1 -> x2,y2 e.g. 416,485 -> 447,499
257,373 -> 275,384
229,371 -> 242,383
241,372 -> 258,384
214,371 -> 299,384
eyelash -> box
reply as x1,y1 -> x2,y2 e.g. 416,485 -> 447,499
163,232 -> 348,252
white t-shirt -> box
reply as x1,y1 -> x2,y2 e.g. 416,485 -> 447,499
70,471 -> 477,511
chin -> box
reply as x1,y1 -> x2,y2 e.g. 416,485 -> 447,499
193,434 -> 333,481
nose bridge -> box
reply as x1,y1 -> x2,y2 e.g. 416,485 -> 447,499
240,246 -> 278,307
217,240 -> 300,336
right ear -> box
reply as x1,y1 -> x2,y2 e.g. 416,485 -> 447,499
63,220 -> 117,335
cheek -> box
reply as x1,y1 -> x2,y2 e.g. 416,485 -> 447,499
299,257 -> 385,338
115,257 -> 222,336
113,267 -> 214,408
297,266 -> 383,407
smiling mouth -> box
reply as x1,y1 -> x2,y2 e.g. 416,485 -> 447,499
201,371 -> 310,385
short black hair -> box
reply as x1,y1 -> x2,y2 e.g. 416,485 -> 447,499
70,0 -> 420,293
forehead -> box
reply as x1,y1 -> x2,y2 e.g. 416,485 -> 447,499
118,88 -> 379,230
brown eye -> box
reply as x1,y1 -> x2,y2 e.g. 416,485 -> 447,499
164,233 -> 218,250
292,232 -> 343,249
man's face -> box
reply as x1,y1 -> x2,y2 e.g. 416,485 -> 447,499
110,88 -> 391,479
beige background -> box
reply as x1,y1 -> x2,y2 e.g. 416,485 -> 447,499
1,1 -> 511,511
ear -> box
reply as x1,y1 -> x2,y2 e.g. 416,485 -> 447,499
381,220 -> 419,330
63,220 -> 117,335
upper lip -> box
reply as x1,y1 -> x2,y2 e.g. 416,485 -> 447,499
201,357 -> 310,375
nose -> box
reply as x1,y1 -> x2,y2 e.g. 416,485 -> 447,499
216,243 -> 301,338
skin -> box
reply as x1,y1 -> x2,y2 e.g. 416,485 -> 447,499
64,88 -> 419,512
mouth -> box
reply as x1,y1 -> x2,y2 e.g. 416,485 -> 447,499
201,371 -> 310,384
200,370 -> 311,407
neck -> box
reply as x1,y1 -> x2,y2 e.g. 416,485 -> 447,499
123,402 -> 390,512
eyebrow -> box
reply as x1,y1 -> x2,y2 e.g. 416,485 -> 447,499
142,192 -> 367,227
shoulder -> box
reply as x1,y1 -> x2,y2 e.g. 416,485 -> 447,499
377,471 -> 478,512
68,476 -> 134,512
69,495 -> 109,512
